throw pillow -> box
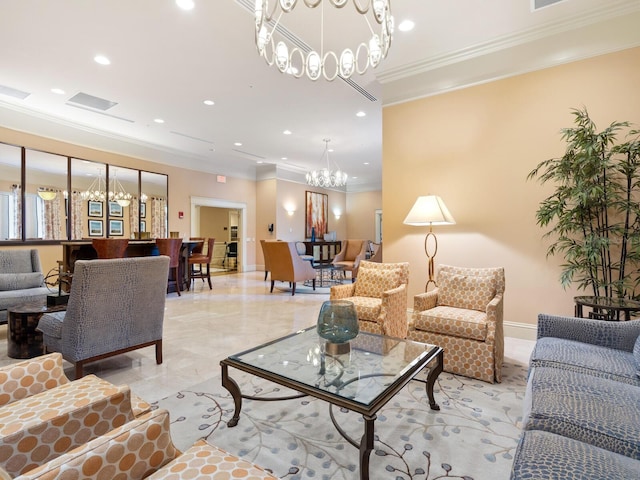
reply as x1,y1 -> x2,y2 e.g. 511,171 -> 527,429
437,271 -> 497,312
0,272 -> 44,291
634,334 -> 640,378
354,267 -> 401,299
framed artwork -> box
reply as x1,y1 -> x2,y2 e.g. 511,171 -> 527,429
88,220 -> 103,237
305,191 -> 328,240
108,201 -> 123,217
140,220 -> 146,232
88,201 -> 103,217
109,219 -> 124,236
140,202 -> 146,218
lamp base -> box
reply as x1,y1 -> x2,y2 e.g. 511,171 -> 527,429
325,341 -> 351,355
47,293 -> 69,307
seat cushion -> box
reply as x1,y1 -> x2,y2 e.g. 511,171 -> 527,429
354,267 -> 400,298
413,306 -> 487,341
511,430 -> 640,480
0,273 -> 43,291
347,296 -> 382,322
437,271 -> 496,312
523,366 -> 640,460
531,337 -> 640,386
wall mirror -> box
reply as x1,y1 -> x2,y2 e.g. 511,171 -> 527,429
0,141 -> 168,244
0,144 -> 22,241
140,171 -> 168,239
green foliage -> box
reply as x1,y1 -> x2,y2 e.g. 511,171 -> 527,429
528,107 -> 640,298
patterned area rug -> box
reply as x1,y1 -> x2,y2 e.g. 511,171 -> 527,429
154,361 -> 527,480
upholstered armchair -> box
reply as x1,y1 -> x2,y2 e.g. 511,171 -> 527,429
37,256 -> 170,379
330,261 -> 410,339
332,239 -> 368,281
263,241 -> 316,295
0,249 -> 49,325
409,265 -> 505,383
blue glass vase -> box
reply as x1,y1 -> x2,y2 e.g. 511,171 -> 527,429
317,300 -> 359,350
311,227 -> 316,242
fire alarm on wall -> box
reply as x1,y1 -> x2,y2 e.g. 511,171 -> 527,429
178,211 -> 184,219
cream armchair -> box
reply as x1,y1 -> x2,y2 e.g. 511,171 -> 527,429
330,261 -> 409,339
332,239 -> 368,281
409,265 -> 505,383
263,241 -> 316,295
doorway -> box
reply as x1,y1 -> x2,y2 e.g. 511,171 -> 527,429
190,197 -> 246,273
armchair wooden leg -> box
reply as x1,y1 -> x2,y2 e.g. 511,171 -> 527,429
312,279 -> 316,290
174,266 -> 181,296
292,282 -> 296,295
270,280 -> 275,293
206,264 -> 212,290
155,340 -> 163,364
74,362 -> 84,380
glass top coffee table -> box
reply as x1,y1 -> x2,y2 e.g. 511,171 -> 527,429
220,327 -> 443,480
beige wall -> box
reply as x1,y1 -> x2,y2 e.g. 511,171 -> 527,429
346,190 -> 381,242
383,46 -> 640,336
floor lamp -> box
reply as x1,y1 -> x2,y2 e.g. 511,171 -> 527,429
403,195 -> 456,291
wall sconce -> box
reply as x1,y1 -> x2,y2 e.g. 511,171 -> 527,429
334,209 -> 342,220
285,204 -> 296,216
287,209 -> 295,216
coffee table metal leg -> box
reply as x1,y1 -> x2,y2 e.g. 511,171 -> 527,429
425,350 -> 443,411
221,363 -> 242,427
359,414 -> 375,480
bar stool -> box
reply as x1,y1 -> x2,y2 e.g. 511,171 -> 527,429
155,238 -> 183,296
91,239 -> 129,259
189,238 -> 215,290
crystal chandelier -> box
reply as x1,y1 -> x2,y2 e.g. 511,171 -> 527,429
110,169 -> 132,207
81,169 -> 108,202
255,0 -> 393,81
306,139 -> 347,188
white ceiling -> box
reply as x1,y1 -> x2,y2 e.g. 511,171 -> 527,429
1,0 -> 639,192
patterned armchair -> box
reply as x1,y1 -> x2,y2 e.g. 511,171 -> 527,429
409,265 -> 505,383
330,261 -> 410,339
37,256 -> 170,379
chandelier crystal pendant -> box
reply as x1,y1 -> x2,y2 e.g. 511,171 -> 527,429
255,0 -> 393,81
110,170 -> 132,207
306,139 -> 348,188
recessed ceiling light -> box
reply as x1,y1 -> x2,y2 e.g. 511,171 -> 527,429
283,130 -> 292,135
51,88 -> 65,95
257,160 -> 264,164
94,55 -> 111,65
154,118 -> 165,124
352,176 -> 358,179
203,99 -> 215,106
398,20 -> 415,32
356,111 -> 366,117
234,142 -> 242,146
175,0 -> 195,10
363,162 -> 370,165
281,157 -> 287,160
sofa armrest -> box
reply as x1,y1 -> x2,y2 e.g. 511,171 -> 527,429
537,313 -> 640,352
0,375 -> 136,477
14,409 -> 179,480
330,283 -> 356,300
413,290 -> 438,313
0,353 -> 69,407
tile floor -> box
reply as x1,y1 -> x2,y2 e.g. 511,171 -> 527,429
0,271 -> 535,403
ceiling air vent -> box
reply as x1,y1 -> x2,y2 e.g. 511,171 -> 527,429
532,0 -> 566,11
67,92 -> 117,111
0,84 -> 31,100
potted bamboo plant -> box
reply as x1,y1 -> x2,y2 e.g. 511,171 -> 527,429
528,107 -> 640,299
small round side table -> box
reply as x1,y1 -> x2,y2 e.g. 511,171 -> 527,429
7,303 -> 66,359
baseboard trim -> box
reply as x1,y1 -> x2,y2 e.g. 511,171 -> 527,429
504,321 -> 537,341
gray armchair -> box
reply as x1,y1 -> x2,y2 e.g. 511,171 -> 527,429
0,249 -> 50,324
37,256 -> 170,379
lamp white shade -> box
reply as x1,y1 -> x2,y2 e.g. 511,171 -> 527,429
403,195 -> 456,226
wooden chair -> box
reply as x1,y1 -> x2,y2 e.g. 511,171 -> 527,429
188,238 -> 215,290
224,241 -> 238,270
189,237 -> 204,255
155,238 -> 183,296
92,239 -> 129,259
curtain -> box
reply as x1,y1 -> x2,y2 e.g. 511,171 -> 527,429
70,190 -> 84,240
42,189 -> 63,240
151,197 -> 167,239
129,197 -> 139,237
10,184 -> 21,240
